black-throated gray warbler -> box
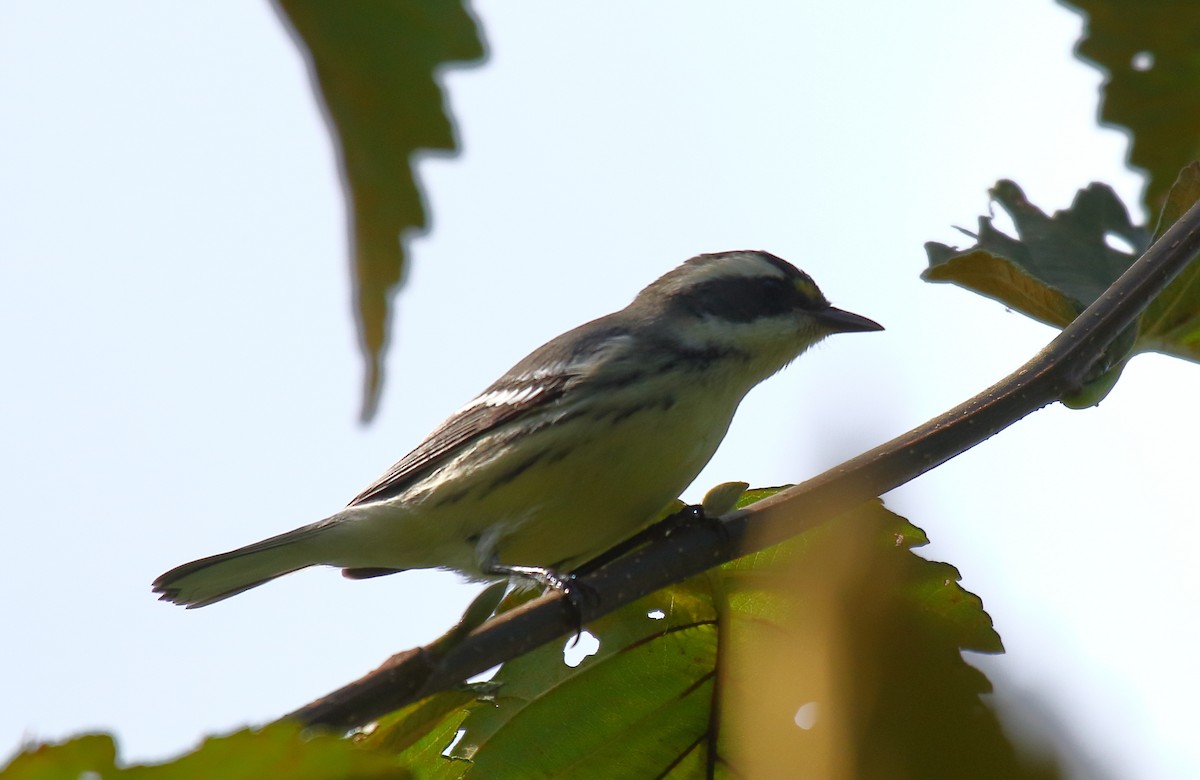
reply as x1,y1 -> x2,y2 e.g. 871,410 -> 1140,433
153,250 -> 881,607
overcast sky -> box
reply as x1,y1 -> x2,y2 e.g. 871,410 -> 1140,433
2,2 -> 1196,778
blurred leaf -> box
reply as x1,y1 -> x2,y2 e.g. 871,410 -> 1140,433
1058,0 -> 1200,216
442,494 -> 1057,779
721,502 -> 1030,779
1,723 -> 407,779
1,734 -> 118,780
278,1 -> 486,420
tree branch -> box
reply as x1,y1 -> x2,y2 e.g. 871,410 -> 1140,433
285,198 -> 1200,732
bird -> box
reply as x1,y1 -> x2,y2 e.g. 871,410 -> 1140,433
153,250 -> 882,608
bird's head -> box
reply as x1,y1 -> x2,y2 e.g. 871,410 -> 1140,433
630,250 -> 882,378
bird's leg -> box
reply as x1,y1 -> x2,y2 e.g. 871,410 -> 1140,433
481,502 -> 722,642
484,561 -> 597,642
489,563 -> 578,594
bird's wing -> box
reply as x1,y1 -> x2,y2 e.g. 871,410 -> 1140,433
347,320 -> 634,507
347,373 -> 573,506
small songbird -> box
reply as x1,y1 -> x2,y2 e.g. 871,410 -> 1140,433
153,250 -> 882,608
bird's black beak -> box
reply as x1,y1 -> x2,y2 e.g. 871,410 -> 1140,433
816,306 -> 884,334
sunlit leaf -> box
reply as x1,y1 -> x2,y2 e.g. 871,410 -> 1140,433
452,569 -> 718,776
442,494 -> 1056,779
357,689 -> 482,779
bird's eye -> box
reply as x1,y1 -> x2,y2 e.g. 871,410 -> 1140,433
755,276 -> 798,311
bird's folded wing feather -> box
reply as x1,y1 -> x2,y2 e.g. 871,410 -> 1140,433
347,372 -> 573,506
348,321 -> 634,507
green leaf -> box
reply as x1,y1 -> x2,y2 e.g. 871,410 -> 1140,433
1139,162 -> 1200,361
278,2 -> 486,420
357,690 -> 483,779
923,179 -> 1149,329
1059,1 -> 1200,216
1,734 -> 118,780
452,571 -> 718,776
701,481 -> 749,517
446,495 -> 1057,779
926,172 -> 1200,406
1,723 -> 408,780
1061,361 -> 1125,408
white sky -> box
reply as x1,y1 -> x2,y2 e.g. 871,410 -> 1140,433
2,2 -> 1196,778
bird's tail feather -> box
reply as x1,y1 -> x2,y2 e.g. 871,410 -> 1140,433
152,521 -> 333,608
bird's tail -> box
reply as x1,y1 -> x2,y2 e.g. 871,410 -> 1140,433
152,521 -> 334,608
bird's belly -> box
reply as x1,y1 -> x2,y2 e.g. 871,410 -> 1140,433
333,388 -> 742,578
478,393 -> 737,570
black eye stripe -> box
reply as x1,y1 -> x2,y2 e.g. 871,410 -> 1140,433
672,275 -> 822,322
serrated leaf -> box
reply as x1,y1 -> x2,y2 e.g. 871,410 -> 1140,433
452,577 -> 718,776
1,734 -> 118,780
1058,0 -> 1200,216
278,2 -> 486,420
923,179 -> 1149,329
447,494 -> 1056,779
927,174 -> 1200,407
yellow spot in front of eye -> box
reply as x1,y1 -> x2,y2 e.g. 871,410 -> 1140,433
793,277 -> 820,299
